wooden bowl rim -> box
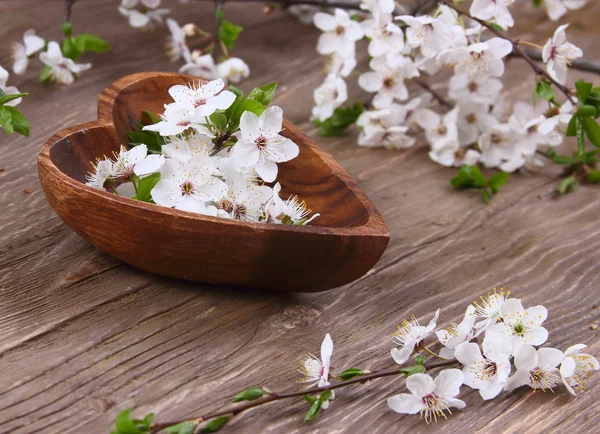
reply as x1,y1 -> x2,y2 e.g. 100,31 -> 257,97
38,72 -> 389,238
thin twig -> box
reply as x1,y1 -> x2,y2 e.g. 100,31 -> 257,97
439,0 -> 576,105
150,358 -> 458,432
414,78 -> 454,109
520,47 -> 600,76
196,0 -> 363,11
64,0 -> 79,22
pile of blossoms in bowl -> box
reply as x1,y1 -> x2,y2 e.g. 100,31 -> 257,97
85,78 -> 319,225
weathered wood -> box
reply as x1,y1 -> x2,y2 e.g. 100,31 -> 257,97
38,72 -> 389,292
0,1 -> 599,433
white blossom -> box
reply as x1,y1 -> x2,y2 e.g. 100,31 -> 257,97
179,54 -> 218,80
526,100 -> 574,147
542,24 -> 583,85
11,29 -> 45,75
326,53 -> 357,78
391,309 -> 439,364
39,41 -> 91,85
505,344 -> 563,392
438,38 -> 513,78
165,19 -> 191,62
161,133 -> 214,163
112,144 -> 165,179
543,0 -> 588,21
268,182 -> 319,225
387,370 -> 466,424
559,344 -> 599,395
314,9 -> 364,57
143,102 -> 210,137
436,305 -> 478,359
312,74 -> 348,122
0,66 -> 22,107
298,334 -> 334,408
479,123 -> 533,172
472,288 -> 510,332
217,57 -> 250,84
362,15 -> 404,57
231,106 -> 299,182
397,15 -> 453,58
119,0 -> 169,29
449,73 -> 504,105
456,101 -> 498,146
86,158 -> 114,189
167,78 -> 236,117
359,54 -> 419,108
470,0 -> 516,29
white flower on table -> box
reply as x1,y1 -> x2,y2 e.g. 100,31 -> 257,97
543,0 -> 588,21
455,340 -> 512,400
165,19 -> 191,62
438,38 -> 513,78
179,54 -> 218,80
391,309 -> 439,364
396,15 -> 452,59
504,344 -> 563,392
86,158 -> 114,190
0,66 -> 22,107
231,106 -> 300,183
559,344 -> 599,395
526,100 -> 574,147
151,155 -> 227,215
311,74 -> 348,122
429,140 -> 481,167
478,123 -> 532,172
168,78 -> 236,117
118,0 -> 170,29
268,182 -> 319,225
326,53 -> 357,78
415,107 -> 460,148
449,73 -> 504,105
11,29 -> 45,75
485,298 -> 548,354
313,9 -> 364,57
472,288 -> 509,332
470,0 -> 516,29
542,24 -> 583,85
456,101 -> 498,146
298,334 -> 334,408
436,305 -> 478,359
362,14 -> 404,58
509,101 -> 550,148
387,370 -> 466,424
112,144 -> 165,179
39,41 -> 91,85
217,57 -> 250,84
359,54 -> 420,108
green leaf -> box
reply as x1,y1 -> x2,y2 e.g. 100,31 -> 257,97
338,368 -> 365,380
61,21 -> 73,37
481,188 -> 491,204
587,170 -> 600,183
399,365 -> 426,377
111,409 -> 153,434
557,175 -> 579,195
303,395 -> 317,405
490,23 -> 505,32
581,149 -> 598,165
4,106 -> 30,136
566,115 -> 578,137
576,117 -> 585,157
210,112 -> 228,131
552,155 -> 578,165
127,131 -> 163,153
575,79 -> 593,103
76,33 -> 110,52
313,102 -> 364,136
143,110 -> 161,125
229,98 -> 266,130
233,386 -> 265,402
0,106 -> 14,134
40,65 -> 53,84
319,390 -> 333,402
575,105 -> 598,118
535,79 -> 556,103
450,165 -> 487,190
215,7 -> 224,21
582,117 -> 600,147
488,172 -> 509,189
414,355 -> 425,366
199,416 -> 229,433
0,93 -> 28,106
533,0 -> 542,7
304,399 -> 322,422
229,85 -> 243,98
218,20 -> 243,51
164,421 -> 198,434
135,173 -> 161,202
62,37 -> 82,60
246,82 -> 277,105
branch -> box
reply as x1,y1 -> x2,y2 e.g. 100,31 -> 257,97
150,358 -> 458,432
414,78 -> 454,109
196,0 -> 364,11
439,0 -> 576,105
520,47 -> 600,76
64,0 -> 79,22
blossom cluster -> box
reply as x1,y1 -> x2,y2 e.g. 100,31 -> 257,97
301,289 -> 598,424
86,78 -> 319,225
310,1 -> 585,173
118,0 -> 250,86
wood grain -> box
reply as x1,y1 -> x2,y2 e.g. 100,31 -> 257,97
0,0 -> 599,433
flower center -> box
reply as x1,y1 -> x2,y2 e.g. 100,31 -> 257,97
194,98 -> 207,108
491,133 -> 504,145
437,125 -> 447,136
466,113 -> 477,124
512,321 -> 525,336
234,204 -> 247,219
219,198 -> 234,213
255,135 -> 268,149
420,393 -> 451,424
335,25 -> 345,35
180,180 -> 195,195
383,77 -> 395,88
530,366 -> 558,391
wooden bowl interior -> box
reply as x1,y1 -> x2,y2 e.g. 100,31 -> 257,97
50,75 -> 370,228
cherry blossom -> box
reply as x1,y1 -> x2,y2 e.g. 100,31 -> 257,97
527,100 -> 574,147
326,53 -> 357,78
438,38 -> 513,78
397,15 -> 453,58
456,101 -> 498,146
161,133 -> 215,163
436,305 -> 478,359
478,123 -> 533,172
312,74 -> 348,122
118,0 -> 170,29
449,73 -> 504,105
387,370 -> 466,424
391,309 -> 439,364
313,9 -> 364,57
472,288 -> 509,332
505,344 -> 563,392
143,102 -> 210,136
231,106 -> 299,182
268,183 -> 320,225
217,57 -> 250,84
165,19 -> 191,63
11,29 -> 45,75
362,15 -> 404,57
470,0 -> 516,29
299,334 -> 334,408
0,66 -> 22,107
543,0 -> 588,21
542,24 -> 583,85
359,54 -> 419,108
86,158 -> 114,190
168,78 -> 236,117
179,54 -> 218,80
559,344 -> 599,395
39,41 -> 91,85
112,145 -> 165,179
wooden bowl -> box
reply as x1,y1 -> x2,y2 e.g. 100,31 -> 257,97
38,72 -> 389,292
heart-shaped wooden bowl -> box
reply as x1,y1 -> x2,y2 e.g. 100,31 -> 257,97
38,72 -> 389,292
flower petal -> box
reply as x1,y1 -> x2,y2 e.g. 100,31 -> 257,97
434,369 -> 464,398
387,393 -> 426,415
406,373 -> 435,398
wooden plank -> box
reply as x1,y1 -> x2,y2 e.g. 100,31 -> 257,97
0,1 -> 599,433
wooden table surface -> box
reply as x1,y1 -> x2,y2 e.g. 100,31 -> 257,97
1,1 -> 599,433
